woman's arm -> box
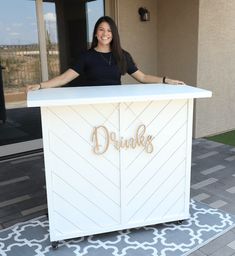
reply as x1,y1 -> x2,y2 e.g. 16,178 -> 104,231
26,68 -> 79,92
131,70 -> 185,85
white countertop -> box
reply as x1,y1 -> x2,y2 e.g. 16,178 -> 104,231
27,84 -> 212,107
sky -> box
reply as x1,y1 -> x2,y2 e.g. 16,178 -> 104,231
0,0 -> 104,45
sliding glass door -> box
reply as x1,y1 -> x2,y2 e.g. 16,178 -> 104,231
0,0 -> 59,157
0,0 -> 104,157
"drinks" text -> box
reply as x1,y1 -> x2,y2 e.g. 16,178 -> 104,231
91,124 -> 154,155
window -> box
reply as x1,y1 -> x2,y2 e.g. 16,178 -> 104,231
86,0 -> 104,47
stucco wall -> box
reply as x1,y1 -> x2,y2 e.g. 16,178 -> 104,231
195,0 -> 235,137
106,0 -> 235,138
156,0 -> 199,86
117,0 -> 158,84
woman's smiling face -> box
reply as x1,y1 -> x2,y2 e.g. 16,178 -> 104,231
96,21 -> 113,47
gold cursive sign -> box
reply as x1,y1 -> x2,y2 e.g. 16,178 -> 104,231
91,124 -> 154,155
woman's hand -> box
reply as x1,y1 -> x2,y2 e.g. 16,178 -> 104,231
165,78 -> 185,85
25,84 -> 40,93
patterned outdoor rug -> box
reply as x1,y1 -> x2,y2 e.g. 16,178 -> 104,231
0,200 -> 235,256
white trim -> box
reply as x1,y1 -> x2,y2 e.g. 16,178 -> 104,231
0,139 -> 43,157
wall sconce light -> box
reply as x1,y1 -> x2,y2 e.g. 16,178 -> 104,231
138,7 -> 150,22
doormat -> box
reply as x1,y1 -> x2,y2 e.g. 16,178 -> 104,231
0,200 -> 235,256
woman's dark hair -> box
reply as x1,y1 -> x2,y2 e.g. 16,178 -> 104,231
90,16 -> 128,75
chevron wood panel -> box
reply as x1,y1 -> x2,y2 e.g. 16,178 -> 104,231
41,104 -> 121,238
46,108 -> 120,185
52,175 -> 120,228
120,99 -> 189,224
47,105 -> 120,174
41,98 -> 192,241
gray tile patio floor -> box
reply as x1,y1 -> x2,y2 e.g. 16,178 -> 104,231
0,138 -> 235,255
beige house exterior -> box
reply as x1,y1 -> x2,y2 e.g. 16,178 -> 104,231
1,0 -> 235,141
106,0 -> 235,138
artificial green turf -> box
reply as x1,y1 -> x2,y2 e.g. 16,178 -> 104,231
206,130 -> 235,146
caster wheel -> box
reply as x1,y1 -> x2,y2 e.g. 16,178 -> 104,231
51,241 -> 59,250
177,220 -> 184,224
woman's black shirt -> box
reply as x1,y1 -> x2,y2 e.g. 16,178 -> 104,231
71,49 -> 138,86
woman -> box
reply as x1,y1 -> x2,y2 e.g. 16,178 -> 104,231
26,16 -> 184,91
